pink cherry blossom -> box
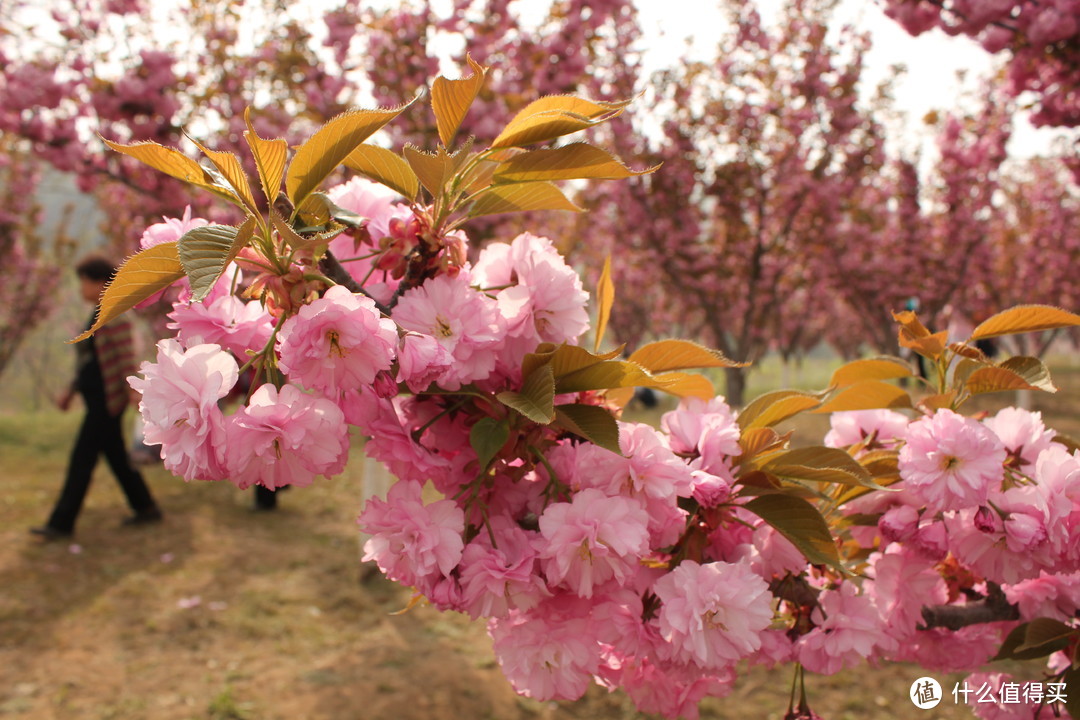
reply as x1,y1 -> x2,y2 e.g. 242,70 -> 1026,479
396,332 -> 453,393
1003,571 -> 1080,622
225,383 -> 348,490
392,270 -> 504,390
797,582 -> 897,674
653,560 -> 773,670
899,409 -> 1007,513
984,407 -> 1058,469
128,339 -> 237,481
168,294 -> 273,359
359,479 -> 465,588
277,285 -> 397,394
458,517 -> 548,619
538,488 -> 650,598
139,205 -> 208,249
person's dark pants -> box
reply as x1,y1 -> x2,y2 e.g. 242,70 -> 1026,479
47,407 -> 157,533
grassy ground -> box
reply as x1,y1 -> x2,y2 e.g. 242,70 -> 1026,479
3,358 -> 1079,719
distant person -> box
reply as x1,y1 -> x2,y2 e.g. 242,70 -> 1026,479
31,255 -> 163,540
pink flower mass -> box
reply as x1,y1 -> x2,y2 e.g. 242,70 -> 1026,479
277,285 -> 398,394
899,409 -> 1007,513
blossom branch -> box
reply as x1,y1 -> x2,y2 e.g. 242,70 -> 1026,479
918,583 -> 1020,631
318,249 -> 391,316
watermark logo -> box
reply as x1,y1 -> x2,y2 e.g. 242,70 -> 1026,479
911,677 -> 943,709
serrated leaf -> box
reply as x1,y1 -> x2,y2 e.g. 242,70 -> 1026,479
189,136 -> 259,215
737,391 -> 821,431
594,256 -> 614,353
547,343 -> 624,379
102,138 -> 238,204
71,243 -> 184,342
492,94 -> 630,148
994,619 -> 1076,661
403,144 -> 451,198
431,54 -> 486,147
830,357 -> 913,388
555,359 -> 653,394
948,342 -> 989,362
272,212 -> 317,251
244,107 -> 288,205
965,366 -> 1045,395
497,364 -> 555,424
468,182 -> 583,217
469,417 -> 509,473
917,391 -> 957,412
295,192 -> 332,228
286,101 -> 415,208
997,356 -> 1057,392
971,305 -> 1080,340
814,380 -> 912,414
491,110 -> 607,149
649,372 -> 714,399
761,446 -> 881,488
178,219 -> 256,302
343,144 -> 418,200
737,428 -> 789,462
630,339 -> 746,373
554,404 -> 621,455
743,494 -> 845,573
493,142 -> 657,183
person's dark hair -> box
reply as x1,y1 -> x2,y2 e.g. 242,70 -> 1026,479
75,254 -> 117,283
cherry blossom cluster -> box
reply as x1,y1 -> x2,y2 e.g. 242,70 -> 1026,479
123,176 -> 1080,718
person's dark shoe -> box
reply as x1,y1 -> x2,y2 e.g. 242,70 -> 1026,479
121,507 -> 163,526
30,525 -> 73,541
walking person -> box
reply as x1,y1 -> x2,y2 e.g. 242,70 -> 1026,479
31,255 -> 163,540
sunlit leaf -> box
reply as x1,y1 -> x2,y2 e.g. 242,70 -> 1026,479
71,243 -> 184,342
497,364 -> 555,424
468,182 -> 583,217
997,356 -> 1057,392
492,95 -> 631,148
649,372 -> 715,399
431,54 -> 487,147
829,357 -> 913,388
918,391 -> 957,412
554,404 -> 621,455
736,428 -> 789,462
493,142 -> 657,183
286,101 -> 415,208
243,107 -> 288,205
630,339 -> 746,373
102,138 -> 238,204
343,144 -> 419,200
965,366 -> 1051,395
737,391 -> 821,430
814,380 -> 913,414
743,494 -> 845,573
971,305 -> 1080,340
470,417 -> 509,473
403,144 -> 451,197
761,446 -> 882,488
178,219 -> 256,302
594,256 -> 614,353
556,359 -> 653,393
190,135 -> 259,215
548,343 -> 624,379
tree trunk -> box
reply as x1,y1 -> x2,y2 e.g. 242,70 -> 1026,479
725,366 -> 749,408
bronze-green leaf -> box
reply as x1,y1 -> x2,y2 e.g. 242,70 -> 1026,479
178,219 -> 256,302
742,494 -> 845,573
829,356 -> 913,388
70,243 -> 185,342
965,363 -> 1055,395
738,391 -> 822,430
555,359 -> 653,394
971,305 -> 1080,340
468,182 -> 583,217
343,144 -> 419,201
491,94 -> 631,148
554,404 -> 621,455
761,446 -> 882,488
493,142 -> 657,183
594,256 -> 615,353
190,135 -> 259,215
497,364 -> 555,424
630,339 -> 746,373
469,417 -> 509,473
431,54 -> 487,147
102,138 -> 238,204
813,380 -> 912,414
286,101 -> 415,208
243,107 -> 288,205
402,144 -> 451,198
